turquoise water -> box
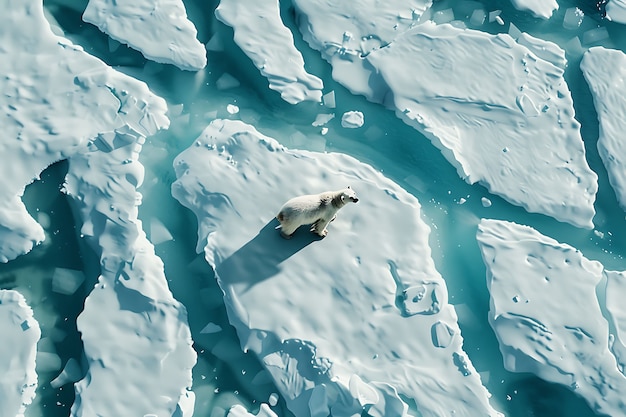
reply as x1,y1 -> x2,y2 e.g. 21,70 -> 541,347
3,0 -> 625,416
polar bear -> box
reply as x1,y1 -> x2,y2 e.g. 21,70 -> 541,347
276,187 -> 358,239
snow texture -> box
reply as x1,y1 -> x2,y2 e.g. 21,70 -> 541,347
83,0 -> 207,71
228,404 -> 277,417
477,219 -> 626,416
292,2 -> 597,228
0,290 -> 41,417
0,0 -> 171,263
172,119 -> 501,417
581,47 -> 626,212
63,85 -> 196,416
606,0 -> 626,24
341,111 -> 364,128
509,0 -> 558,19
215,0 -> 323,104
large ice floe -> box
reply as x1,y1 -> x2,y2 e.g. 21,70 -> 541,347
289,2 -> 597,228
83,0 -> 207,71
0,290 -> 40,417
508,0 -> 558,19
215,0 -> 323,104
476,219 -> 626,416
606,0 -> 626,24
172,119 -> 502,417
581,47 -> 626,211
0,0 -> 196,415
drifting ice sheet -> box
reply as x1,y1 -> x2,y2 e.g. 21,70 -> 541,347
292,2 -> 597,228
606,0 -> 626,24
580,47 -> 626,212
83,0 -> 207,71
477,219 -> 626,416
215,0 -> 324,104
509,0 -> 558,19
0,290 -> 41,417
172,119 -> 501,417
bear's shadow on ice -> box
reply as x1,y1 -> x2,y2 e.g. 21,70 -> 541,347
216,218 -> 323,286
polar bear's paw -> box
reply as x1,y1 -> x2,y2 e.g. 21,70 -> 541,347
280,231 -> 294,239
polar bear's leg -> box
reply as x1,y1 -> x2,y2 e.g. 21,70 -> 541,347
312,217 -> 331,237
279,221 -> 300,239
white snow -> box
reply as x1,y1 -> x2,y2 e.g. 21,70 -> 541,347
215,0 -> 323,104
580,47 -> 626,212
0,0 -> 169,263
291,6 -> 597,228
477,219 -> 626,416
0,290 -> 41,417
509,0 -> 558,19
83,0 -> 207,71
606,0 -> 626,24
172,119 -> 501,417
340,111 -> 364,128
228,403 -> 277,417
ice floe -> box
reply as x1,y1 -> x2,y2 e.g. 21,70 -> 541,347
172,119 -> 501,417
477,219 -> 626,416
606,0 -> 626,24
509,0 -> 558,19
580,47 -> 626,211
0,0 -> 170,262
0,290 -> 40,417
63,95 -> 196,415
83,0 -> 207,71
216,0 -> 323,104
292,4 -> 597,228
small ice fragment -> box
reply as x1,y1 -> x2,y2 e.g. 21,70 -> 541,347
50,358 -> 81,388
495,15 -> 505,25
593,230 -> 605,239
583,27 -> 609,45
431,320 -> 455,348
150,218 -> 174,245
563,7 -> 584,30
348,374 -> 379,406
458,197 -> 467,205
268,393 -> 279,406
227,104 -> 240,114
489,10 -> 502,22
206,33 -> 224,52
52,268 -> 86,295
36,351 -> 62,373
341,111 -> 364,128
565,37 -> 584,57
481,197 -> 492,207
216,73 -> 240,90
312,113 -> 335,127
321,127 -> 329,135
508,22 -> 522,39
200,322 -> 222,334
470,9 -> 486,26
323,91 -> 336,108
433,9 -> 454,24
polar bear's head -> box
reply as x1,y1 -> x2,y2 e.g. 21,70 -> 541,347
340,186 -> 359,204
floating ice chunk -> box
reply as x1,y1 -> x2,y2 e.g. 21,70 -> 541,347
432,9 -> 454,24
488,10 -> 502,22
312,113 -> 335,127
150,217 -> 174,245
341,111 -> 364,128
52,268 -> 86,295
508,22 -> 522,39
206,32 -> 224,52
581,47 -> 626,212
200,322 -> 223,334
494,15 -> 505,25
172,119 -> 501,417
215,0 -> 323,104
565,36 -> 584,57
228,404 -> 277,417
481,197 -> 492,207
50,358 -> 82,389
323,91 -> 336,108
36,351 -> 62,373
606,0 -> 626,24
268,393 -> 279,407
0,290 -> 40,417
583,27 -> 610,45
83,0 -> 207,71
563,7 -> 585,30
509,0 -> 558,19
477,219 -> 626,416
469,9 -> 486,25
227,104 -> 240,115
216,73 -> 241,90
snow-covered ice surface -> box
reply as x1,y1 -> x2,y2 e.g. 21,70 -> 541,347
509,0 -> 558,19
292,3 -> 598,228
3,0 -> 626,416
606,0 -> 626,24
0,290 -> 40,417
581,47 -> 626,212
83,0 -> 207,71
477,219 -> 626,416
172,119 -> 501,417
215,0 -> 323,104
